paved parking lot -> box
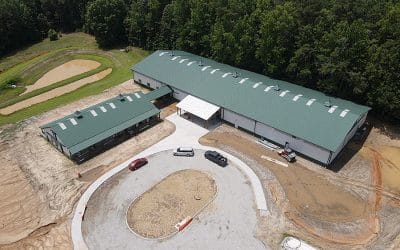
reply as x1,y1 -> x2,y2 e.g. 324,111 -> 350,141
82,149 -> 265,250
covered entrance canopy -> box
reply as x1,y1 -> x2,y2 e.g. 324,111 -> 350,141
176,95 -> 220,124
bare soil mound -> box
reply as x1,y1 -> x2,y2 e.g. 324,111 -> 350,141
23,59 -> 100,94
0,80 -> 175,248
127,169 -> 216,238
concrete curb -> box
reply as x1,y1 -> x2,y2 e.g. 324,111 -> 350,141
71,114 -> 268,250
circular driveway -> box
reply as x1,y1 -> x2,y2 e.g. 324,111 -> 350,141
81,149 -> 265,249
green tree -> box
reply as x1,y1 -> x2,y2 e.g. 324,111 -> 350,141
125,0 -> 147,47
366,3 -> 400,119
316,20 -> 370,99
85,0 -> 127,48
48,28 -> 59,41
40,0 -> 88,32
0,0 -> 40,55
157,3 -> 176,49
125,0 -> 169,50
256,2 -> 298,77
287,8 -> 335,88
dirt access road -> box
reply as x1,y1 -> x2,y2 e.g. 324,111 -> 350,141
200,122 -> 400,249
0,80 -> 175,249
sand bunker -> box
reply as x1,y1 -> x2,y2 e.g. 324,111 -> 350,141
0,68 -> 112,115
127,169 -> 216,238
22,59 -> 101,95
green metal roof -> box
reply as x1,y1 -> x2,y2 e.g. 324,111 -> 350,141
133,50 -> 371,152
41,92 -> 160,155
144,85 -> 172,101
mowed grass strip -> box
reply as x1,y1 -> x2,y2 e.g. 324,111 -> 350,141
0,33 -> 98,72
0,53 -> 112,107
0,32 -> 148,125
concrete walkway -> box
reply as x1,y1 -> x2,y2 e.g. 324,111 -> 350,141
71,113 -> 268,250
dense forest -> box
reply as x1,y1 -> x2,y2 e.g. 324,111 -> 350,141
0,0 -> 399,121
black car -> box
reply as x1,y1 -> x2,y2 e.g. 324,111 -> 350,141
204,150 -> 228,167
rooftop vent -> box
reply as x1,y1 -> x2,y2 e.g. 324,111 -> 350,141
74,110 -> 83,119
273,85 -> 280,91
324,99 -> 332,107
118,94 -> 125,101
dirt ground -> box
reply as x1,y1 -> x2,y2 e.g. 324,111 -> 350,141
0,68 -> 112,115
0,80 -> 175,249
199,121 -> 400,249
127,169 -> 216,238
23,59 -> 101,95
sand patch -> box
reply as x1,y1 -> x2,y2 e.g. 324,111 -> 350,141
0,145 -> 56,244
0,68 -> 112,115
378,146 -> 400,194
22,59 -> 100,95
127,169 -> 216,238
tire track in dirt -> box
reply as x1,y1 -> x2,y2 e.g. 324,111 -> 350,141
285,146 -> 383,246
200,127 -> 378,245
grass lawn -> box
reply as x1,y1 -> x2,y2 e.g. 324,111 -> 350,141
0,33 -> 149,125
0,32 -> 98,72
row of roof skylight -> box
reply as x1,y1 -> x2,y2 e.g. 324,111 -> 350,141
160,51 -> 352,118
56,94 -> 141,130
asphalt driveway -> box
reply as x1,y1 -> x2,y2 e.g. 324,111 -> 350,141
81,149 -> 265,250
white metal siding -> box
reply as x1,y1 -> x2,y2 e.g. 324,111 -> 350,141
223,109 -> 255,132
255,122 -> 331,164
171,88 -> 189,101
134,72 -> 163,89
132,72 -> 366,165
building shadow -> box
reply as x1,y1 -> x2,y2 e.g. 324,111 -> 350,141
179,111 -> 222,131
369,116 -> 400,140
327,123 -> 372,172
153,95 -> 175,109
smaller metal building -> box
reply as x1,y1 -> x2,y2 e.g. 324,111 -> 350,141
40,92 -> 161,163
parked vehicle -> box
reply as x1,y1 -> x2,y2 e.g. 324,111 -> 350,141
204,150 -> 228,167
278,142 -> 296,162
173,147 -> 195,157
278,148 -> 296,162
128,157 -> 148,171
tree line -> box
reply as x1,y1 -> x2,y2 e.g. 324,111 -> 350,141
1,0 -> 399,121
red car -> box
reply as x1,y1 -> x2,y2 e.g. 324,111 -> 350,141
128,158 -> 148,171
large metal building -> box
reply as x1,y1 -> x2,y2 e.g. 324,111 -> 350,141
40,91 -> 164,163
132,50 -> 370,165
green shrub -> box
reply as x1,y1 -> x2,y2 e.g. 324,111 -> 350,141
48,29 -> 58,41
